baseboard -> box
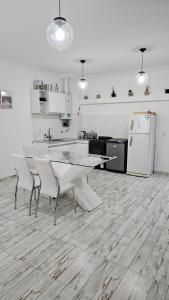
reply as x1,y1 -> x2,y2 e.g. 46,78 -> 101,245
154,171 -> 169,176
0,174 -> 16,181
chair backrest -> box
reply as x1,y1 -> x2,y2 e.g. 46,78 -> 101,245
22,145 -> 37,170
34,143 -> 49,155
11,153 -> 33,190
22,144 -> 36,156
23,144 -> 48,170
33,157 -> 59,197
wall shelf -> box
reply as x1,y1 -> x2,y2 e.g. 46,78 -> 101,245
80,95 -> 169,106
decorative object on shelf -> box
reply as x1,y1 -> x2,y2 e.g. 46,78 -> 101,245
84,95 -> 88,100
111,87 -> 116,97
77,60 -> 89,91
33,80 -> 44,90
47,0 -> 74,51
44,84 -> 53,91
165,89 -> 169,94
55,83 -> 59,92
96,94 -> 101,99
128,89 -> 134,96
78,106 -> 80,116
144,85 -> 150,95
135,48 -> 148,85
0,90 -> 12,109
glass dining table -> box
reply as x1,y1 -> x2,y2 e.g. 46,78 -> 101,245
28,148 -> 118,211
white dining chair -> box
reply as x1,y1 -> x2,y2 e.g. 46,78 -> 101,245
33,143 -> 49,154
11,153 -> 41,216
22,145 -> 37,174
23,143 -> 49,174
33,157 -> 76,225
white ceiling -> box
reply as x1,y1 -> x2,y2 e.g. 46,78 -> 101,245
0,0 -> 169,75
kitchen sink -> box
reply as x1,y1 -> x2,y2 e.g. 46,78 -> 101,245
50,139 -> 63,141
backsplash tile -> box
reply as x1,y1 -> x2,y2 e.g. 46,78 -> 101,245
32,114 -> 81,140
81,114 -> 129,138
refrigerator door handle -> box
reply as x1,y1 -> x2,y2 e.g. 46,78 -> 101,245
130,136 -> 133,146
130,119 -> 134,131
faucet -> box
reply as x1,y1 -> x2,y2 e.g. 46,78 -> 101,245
44,128 -> 52,141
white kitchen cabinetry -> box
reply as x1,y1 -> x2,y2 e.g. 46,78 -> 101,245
31,90 -> 70,115
48,92 -> 65,114
31,90 -> 48,114
31,90 -> 40,113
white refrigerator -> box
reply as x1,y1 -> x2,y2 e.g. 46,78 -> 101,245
127,113 -> 157,177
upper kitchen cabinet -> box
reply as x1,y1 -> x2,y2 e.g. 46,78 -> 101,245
48,92 -> 65,113
31,90 -> 71,115
31,89 -> 48,114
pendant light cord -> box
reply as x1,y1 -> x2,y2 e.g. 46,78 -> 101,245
58,0 -> 61,17
82,62 -> 84,79
141,51 -> 144,72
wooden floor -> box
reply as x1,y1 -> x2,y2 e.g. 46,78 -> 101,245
1,171 -> 169,300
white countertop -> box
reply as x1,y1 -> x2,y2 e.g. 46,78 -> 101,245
33,139 -> 89,147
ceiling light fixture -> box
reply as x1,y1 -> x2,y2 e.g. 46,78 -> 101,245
136,48 -> 148,85
77,60 -> 88,91
47,0 -> 74,51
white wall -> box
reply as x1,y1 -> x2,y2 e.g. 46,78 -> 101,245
0,59 -> 79,179
71,66 -> 169,173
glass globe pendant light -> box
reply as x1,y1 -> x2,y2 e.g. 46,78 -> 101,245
77,60 -> 88,91
47,0 -> 74,51
136,48 -> 148,85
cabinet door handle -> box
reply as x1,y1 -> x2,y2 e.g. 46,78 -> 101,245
130,120 -> 134,131
130,136 -> 133,146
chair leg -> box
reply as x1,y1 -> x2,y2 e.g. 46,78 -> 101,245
37,187 -> 41,209
29,188 -> 34,216
73,188 -> 77,213
54,194 -> 59,226
37,187 -> 40,208
14,183 -> 18,210
49,196 -> 52,205
34,189 -> 36,202
35,188 -> 40,218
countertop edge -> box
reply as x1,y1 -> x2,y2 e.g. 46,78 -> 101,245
33,139 -> 89,147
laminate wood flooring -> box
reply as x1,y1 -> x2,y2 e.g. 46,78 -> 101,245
0,171 -> 169,299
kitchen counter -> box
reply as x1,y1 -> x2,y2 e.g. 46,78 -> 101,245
33,138 -> 89,148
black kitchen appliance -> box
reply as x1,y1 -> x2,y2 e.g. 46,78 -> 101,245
89,136 -> 112,169
106,138 -> 128,173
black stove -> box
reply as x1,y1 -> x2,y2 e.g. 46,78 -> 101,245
98,136 -> 112,141
89,136 -> 112,169
89,136 -> 112,156
89,136 -> 128,172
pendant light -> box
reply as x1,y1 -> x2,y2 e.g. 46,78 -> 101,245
47,0 -> 74,51
136,48 -> 148,85
77,60 -> 88,91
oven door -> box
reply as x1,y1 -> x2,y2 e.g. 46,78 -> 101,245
89,140 -> 106,169
89,140 -> 105,155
